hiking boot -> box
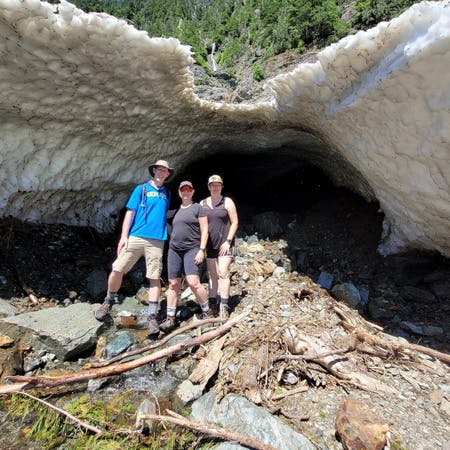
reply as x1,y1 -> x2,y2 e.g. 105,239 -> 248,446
198,308 -> 215,320
146,314 -> 160,336
159,315 -> 177,333
219,304 -> 229,321
95,298 -> 112,321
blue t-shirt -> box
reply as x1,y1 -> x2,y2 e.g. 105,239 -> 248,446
126,182 -> 170,240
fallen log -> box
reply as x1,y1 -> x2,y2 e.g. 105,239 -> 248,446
86,317 -> 225,368
334,305 -> 450,366
282,327 -> 397,394
145,409 -> 277,450
0,312 -> 247,394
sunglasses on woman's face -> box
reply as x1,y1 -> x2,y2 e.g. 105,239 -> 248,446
180,186 -> 193,193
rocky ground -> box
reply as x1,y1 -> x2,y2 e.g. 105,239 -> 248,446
0,189 -> 449,449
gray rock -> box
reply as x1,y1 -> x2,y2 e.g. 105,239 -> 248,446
296,252 -> 307,270
2,303 -> 102,360
85,269 -> 108,299
191,392 -> 314,450
272,267 -> 286,278
332,283 -> 361,308
368,297 -> 395,320
174,380 -> 203,406
358,286 -> 370,306
422,325 -> 444,337
246,234 -> 259,244
400,286 -> 436,302
103,332 -> 135,358
400,321 -> 424,335
318,271 -> 333,290
0,299 -> 18,317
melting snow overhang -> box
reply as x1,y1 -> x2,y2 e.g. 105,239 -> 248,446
0,0 -> 449,256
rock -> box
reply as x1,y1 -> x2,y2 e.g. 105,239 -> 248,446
318,271 -> 333,290
358,286 -> 370,307
253,211 -> 283,238
332,283 -> 361,308
400,286 -> 436,302
103,332 -> 135,358
135,398 -> 157,435
400,321 -> 424,335
241,272 -> 250,282
422,325 -> 444,337
0,299 -> 18,317
0,333 -> 14,348
0,345 -> 26,380
296,252 -> 307,270
174,380 -> 203,406
368,297 -> 395,320
272,267 -> 286,278
430,390 -> 443,404
428,280 -> 450,299
440,398 -> 450,417
85,268 -> 108,299
335,398 -> 389,450
87,377 -> 111,392
191,391 -> 314,450
246,234 -> 259,244
1,303 -> 103,360
135,287 -> 149,304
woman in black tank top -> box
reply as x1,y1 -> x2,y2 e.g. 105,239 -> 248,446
201,175 -> 239,320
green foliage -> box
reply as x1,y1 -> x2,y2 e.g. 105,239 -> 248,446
5,392 -> 199,449
61,0 -> 422,69
352,0 -> 418,28
252,63 -> 265,82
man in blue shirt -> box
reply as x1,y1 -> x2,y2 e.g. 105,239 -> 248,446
95,159 -> 174,336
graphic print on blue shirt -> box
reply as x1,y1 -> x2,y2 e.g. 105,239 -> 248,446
126,182 -> 170,240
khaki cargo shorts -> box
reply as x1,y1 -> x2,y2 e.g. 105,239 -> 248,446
112,236 -> 164,279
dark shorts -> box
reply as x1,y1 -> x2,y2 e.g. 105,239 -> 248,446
167,247 -> 201,279
206,245 -> 235,259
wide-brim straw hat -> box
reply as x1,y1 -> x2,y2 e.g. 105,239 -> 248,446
148,159 -> 175,181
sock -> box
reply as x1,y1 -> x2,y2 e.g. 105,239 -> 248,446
147,301 -> 158,316
107,291 -> 118,302
220,297 -> 229,306
200,301 -> 210,312
166,307 -> 176,317
208,297 -> 216,305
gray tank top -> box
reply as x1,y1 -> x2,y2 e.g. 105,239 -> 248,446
201,196 -> 232,251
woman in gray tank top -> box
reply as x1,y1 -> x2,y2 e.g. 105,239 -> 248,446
160,181 -> 215,332
201,175 -> 239,320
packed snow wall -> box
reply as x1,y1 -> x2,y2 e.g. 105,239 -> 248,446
0,0 -> 449,256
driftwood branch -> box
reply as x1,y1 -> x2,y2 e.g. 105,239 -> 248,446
334,305 -> 450,366
143,409 -> 278,450
276,347 -> 354,362
0,312 -> 247,394
20,392 -> 102,434
270,385 -> 309,401
87,317 -> 225,368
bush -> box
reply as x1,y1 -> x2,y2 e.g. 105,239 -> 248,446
253,63 -> 265,82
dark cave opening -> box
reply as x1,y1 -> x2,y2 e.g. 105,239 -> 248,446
170,151 -> 381,236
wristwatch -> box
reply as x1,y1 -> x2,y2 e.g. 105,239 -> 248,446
200,248 -> 206,252
226,238 -> 232,244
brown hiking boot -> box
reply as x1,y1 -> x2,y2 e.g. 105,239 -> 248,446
95,298 -> 112,321
219,304 -> 229,321
159,315 -> 177,333
198,308 -> 215,320
146,314 -> 160,336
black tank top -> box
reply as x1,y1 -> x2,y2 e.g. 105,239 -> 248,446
201,196 -> 232,251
